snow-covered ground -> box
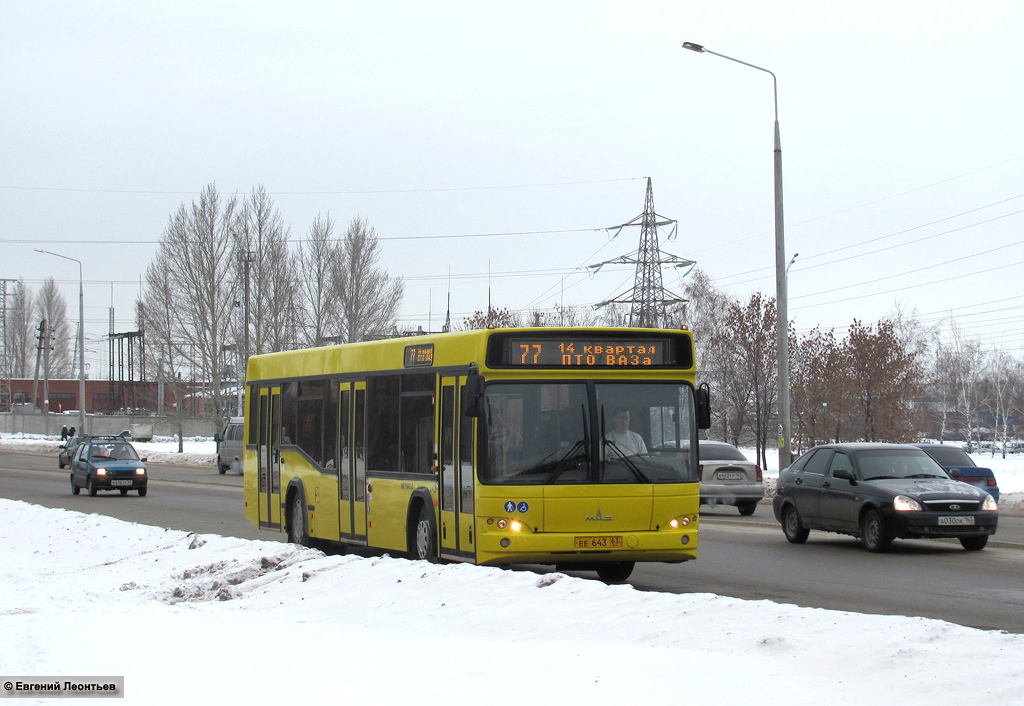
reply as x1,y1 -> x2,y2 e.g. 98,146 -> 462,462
1,498 -> 1022,705
3,433 -> 1024,702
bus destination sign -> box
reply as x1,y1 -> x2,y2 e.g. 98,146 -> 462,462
404,343 -> 435,368
508,338 -> 668,368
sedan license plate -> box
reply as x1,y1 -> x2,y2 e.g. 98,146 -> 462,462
716,471 -> 743,480
111,480 -> 133,487
938,515 -> 975,526
574,536 -> 623,549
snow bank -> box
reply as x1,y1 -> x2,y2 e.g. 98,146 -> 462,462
1,499 -> 1022,705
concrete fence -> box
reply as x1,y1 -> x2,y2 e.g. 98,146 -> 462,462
0,413 -> 216,439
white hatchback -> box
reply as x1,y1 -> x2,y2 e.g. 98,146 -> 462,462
699,441 -> 764,515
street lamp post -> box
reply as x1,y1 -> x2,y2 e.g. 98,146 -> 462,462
682,41 -> 793,468
35,249 -> 86,435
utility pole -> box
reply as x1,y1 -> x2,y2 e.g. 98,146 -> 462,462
31,319 -> 46,412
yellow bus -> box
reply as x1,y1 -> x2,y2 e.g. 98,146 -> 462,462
243,327 -> 710,582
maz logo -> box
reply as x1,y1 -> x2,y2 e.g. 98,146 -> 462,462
586,508 -> 614,521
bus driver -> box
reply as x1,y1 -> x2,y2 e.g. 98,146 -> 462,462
605,408 -> 647,456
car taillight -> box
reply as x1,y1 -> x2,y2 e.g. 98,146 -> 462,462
987,479 -> 997,487
756,465 -> 763,481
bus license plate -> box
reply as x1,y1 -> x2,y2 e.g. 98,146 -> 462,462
938,516 -> 974,526
111,480 -> 133,487
574,536 -> 622,549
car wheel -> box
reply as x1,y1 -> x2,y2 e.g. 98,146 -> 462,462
287,494 -> 308,546
138,487 -> 147,497
959,535 -> 988,551
412,504 -> 437,561
217,457 -> 226,475
781,505 -> 809,544
860,509 -> 892,553
87,478 -> 97,497
737,501 -> 758,516
119,488 -> 128,496
71,475 -> 79,496
596,561 -> 635,583
59,459 -> 66,469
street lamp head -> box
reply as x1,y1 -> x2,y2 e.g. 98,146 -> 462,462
682,42 -> 707,53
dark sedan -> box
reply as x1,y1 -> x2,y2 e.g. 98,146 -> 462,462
70,438 -> 149,497
773,443 -> 997,552
914,443 -> 999,501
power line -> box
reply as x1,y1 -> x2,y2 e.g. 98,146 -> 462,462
715,196 -> 1024,286
792,258 -> 1024,311
0,176 -> 642,196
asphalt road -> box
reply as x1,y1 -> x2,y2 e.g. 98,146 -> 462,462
3,449 -> 1024,632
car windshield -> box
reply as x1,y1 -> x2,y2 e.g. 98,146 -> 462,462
90,442 -> 140,461
921,446 -> 976,468
698,442 -> 748,462
480,381 -> 699,485
856,449 -> 947,480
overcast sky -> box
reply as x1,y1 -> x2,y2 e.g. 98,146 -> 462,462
3,1 -> 1024,375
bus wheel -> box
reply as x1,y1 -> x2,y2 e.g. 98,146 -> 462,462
288,494 -> 308,547
596,562 -> 635,583
413,504 -> 437,561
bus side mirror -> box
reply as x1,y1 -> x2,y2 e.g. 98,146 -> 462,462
696,383 -> 711,430
462,374 -> 485,418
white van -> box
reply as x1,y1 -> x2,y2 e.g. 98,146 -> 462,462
215,417 -> 245,475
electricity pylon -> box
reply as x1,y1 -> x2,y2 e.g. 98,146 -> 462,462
591,178 -> 695,328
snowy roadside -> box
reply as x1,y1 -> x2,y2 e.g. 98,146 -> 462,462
1,498 -> 1022,705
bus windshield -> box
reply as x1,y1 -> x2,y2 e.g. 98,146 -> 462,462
481,381 -> 698,485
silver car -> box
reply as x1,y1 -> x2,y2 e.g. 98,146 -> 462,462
699,441 -> 764,515
215,417 -> 245,475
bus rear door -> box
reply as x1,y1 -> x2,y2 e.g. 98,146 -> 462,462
257,386 -> 282,529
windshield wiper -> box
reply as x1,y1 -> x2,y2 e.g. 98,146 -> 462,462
545,405 -> 591,484
602,438 -> 651,483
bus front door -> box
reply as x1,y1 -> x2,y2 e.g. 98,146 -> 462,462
257,386 -> 282,530
440,375 -> 476,561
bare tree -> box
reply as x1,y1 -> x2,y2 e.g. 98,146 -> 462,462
143,182 -> 238,426
982,351 -> 1020,457
792,326 -> 850,450
141,260 -> 193,451
336,217 -> 403,342
461,306 -> 522,330
940,321 -> 988,449
5,279 -> 36,378
672,268 -> 739,440
845,319 -> 924,442
597,303 -> 630,328
726,292 -> 778,469
234,185 -> 300,354
296,212 -> 341,346
36,277 -> 73,378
